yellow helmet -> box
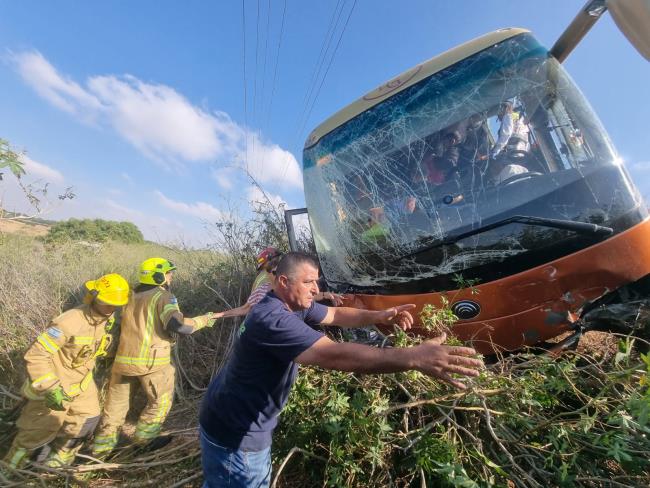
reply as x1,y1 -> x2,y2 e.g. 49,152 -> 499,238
85,273 -> 130,306
139,257 -> 176,285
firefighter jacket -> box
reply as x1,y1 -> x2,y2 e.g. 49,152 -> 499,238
22,305 -> 115,400
113,286 -> 182,376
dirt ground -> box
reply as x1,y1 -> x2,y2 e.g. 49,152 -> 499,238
0,218 -> 49,237
576,330 -> 619,360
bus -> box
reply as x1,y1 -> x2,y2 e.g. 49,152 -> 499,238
287,18 -> 650,354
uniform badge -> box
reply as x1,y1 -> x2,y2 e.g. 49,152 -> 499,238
46,327 -> 63,339
170,296 -> 178,304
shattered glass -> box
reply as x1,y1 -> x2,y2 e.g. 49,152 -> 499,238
303,34 -> 644,293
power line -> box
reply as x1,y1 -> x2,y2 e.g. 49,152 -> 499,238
265,0 -> 287,130
241,0 -> 249,171
299,0 -> 358,142
293,0 -> 345,143
281,0 -> 358,181
260,0 -> 271,133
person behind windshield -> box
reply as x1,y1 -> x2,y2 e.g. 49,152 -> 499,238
487,156 -> 529,185
457,113 -> 490,176
491,102 -> 530,160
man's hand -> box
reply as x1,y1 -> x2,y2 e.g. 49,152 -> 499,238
44,386 -> 71,411
316,292 -> 344,306
411,333 -> 483,389
376,304 -> 416,331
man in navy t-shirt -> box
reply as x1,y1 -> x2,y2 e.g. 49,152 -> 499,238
199,252 -> 483,488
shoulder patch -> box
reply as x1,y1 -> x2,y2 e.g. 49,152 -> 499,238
46,327 -> 63,339
170,296 -> 178,304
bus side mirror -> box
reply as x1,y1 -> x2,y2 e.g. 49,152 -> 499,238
607,0 -> 650,61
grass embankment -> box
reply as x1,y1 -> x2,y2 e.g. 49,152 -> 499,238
0,232 -> 251,485
1,232 -> 649,487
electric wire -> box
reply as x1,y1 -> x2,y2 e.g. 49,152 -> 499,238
293,0 -> 345,143
241,0 -> 249,171
299,0 -> 358,143
280,0 -> 358,181
264,0 -> 287,130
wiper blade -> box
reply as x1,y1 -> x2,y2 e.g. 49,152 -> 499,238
394,215 -> 613,263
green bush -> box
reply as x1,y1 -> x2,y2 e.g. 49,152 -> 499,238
46,218 -> 145,244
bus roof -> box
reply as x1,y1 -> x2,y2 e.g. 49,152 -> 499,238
304,27 -> 530,149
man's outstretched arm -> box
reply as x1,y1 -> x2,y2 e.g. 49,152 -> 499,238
295,333 -> 483,390
319,304 -> 415,330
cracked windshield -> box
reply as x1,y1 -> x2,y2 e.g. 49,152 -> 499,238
304,33 -> 638,291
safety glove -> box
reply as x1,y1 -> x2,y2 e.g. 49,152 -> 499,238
193,314 -> 219,330
44,385 -> 72,411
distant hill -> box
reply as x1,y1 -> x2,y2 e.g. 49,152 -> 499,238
0,209 -> 56,225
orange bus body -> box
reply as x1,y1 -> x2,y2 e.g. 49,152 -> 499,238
345,218 -> 650,354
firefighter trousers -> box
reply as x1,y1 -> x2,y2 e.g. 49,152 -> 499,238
92,365 -> 174,455
4,381 -> 100,468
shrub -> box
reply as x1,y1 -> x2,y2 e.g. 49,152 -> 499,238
46,218 -> 145,244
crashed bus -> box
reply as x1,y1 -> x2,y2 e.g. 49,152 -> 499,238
287,12 -> 650,355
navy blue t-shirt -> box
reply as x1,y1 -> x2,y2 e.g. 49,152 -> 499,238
199,291 -> 327,451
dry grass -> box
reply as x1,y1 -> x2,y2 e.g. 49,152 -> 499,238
0,219 -> 49,237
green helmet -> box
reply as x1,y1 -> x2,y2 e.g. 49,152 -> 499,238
139,257 -> 176,285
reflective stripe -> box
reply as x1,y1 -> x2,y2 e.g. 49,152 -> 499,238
45,447 -> 76,467
72,336 -> 94,345
135,423 -> 161,440
139,291 -> 162,359
37,333 -> 60,353
8,447 -> 28,468
33,372 -> 57,387
114,355 -> 171,366
92,433 -> 118,454
23,373 -> 59,399
160,303 -> 180,324
155,392 -> 171,423
135,392 -> 171,441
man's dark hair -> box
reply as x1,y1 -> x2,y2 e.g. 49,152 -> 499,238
275,252 -> 319,279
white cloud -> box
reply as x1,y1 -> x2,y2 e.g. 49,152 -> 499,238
87,75 -> 227,164
243,133 -> 303,189
20,154 -> 64,184
12,50 -> 102,120
11,49 -> 303,187
155,190 -> 226,221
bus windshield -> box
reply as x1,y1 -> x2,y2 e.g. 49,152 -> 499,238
303,33 -> 638,291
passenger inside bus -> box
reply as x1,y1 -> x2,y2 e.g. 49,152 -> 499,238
491,101 -> 530,160
457,113 -> 491,177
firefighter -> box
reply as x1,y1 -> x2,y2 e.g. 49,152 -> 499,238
3,273 -> 130,469
91,258 -> 217,457
213,247 -> 283,319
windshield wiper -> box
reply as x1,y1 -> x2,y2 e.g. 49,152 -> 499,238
394,215 -> 613,263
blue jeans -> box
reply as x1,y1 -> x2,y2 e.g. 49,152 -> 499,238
200,428 -> 272,488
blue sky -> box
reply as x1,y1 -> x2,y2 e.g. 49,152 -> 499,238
1,1 -> 648,245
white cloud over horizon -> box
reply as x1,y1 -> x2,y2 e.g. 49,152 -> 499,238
246,185 -> 287,211
10,49 -> 303,187
155,190 -> 228,222
20,154 -> 65,184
